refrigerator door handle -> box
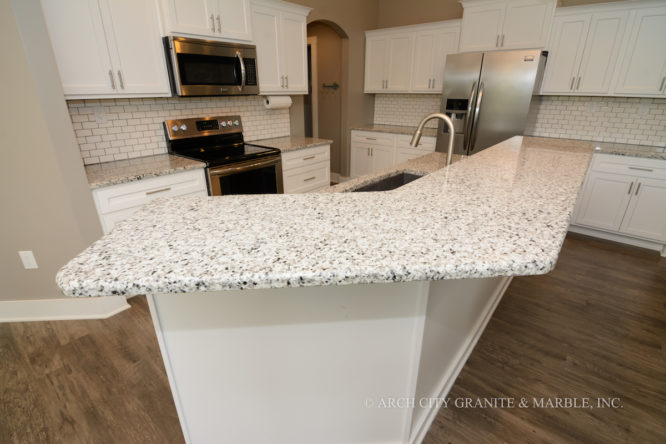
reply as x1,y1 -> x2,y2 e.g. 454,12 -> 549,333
463,81 -> 477,151
469,82 -> 484,153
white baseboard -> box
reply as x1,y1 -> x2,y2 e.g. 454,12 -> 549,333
0,296 -> 130,323
568,225 -> 664,253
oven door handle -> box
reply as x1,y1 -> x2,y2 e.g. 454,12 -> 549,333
236,51 -> 246,92
208,156 -> 280,177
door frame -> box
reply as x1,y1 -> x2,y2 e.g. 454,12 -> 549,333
307,36 -> 319,138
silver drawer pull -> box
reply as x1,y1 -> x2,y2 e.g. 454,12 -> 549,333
303,176 -> 316,182
365,137 -> 377,140
146,187 -> 171,195
303,155 -> 316,160
628,166 -> 653,172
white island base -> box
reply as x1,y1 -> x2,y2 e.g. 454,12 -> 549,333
147,276 -> 512,444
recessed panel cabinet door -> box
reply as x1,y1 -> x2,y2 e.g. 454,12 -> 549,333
540,14 -> 590,94
41,0 -> 115,95
411,31 -> 437,92
459,3 -> 505,52
102,0 -> 170,95
162,0 -> 217,37
351,145 -> 372,178
280,11 -> 308,93
502,0 -> 554,50
252,5 -> 282,93
619,178 -> 666,242
574,171 -> 634,232
386,34 -> 414,91
432,28 -> 460,92
613,6 -> 666,96
365,36 -> 388,92
217,0 -> 252,41
370,145 -> 395,172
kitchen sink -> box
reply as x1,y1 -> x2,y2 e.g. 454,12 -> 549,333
350,172 -> 424,192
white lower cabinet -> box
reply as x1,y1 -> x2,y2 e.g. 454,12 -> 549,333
93,169 -> 208,234
350,130 -> 436,178
573,154 -> 666,243
281,145 -> 330,193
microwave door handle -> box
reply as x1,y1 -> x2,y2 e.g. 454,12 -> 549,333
236,51 -> 246,92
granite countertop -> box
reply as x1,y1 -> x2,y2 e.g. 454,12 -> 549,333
57,136 -> 594,298
250,136 -> 333,153
351,124 -> 438,138
590,141 -> 666,160
85,154 -> 206,189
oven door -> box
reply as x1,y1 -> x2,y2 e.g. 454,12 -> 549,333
208,156 -> 284,196
168,37 -> 259,96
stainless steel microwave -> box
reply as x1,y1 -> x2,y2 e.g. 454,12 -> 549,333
164,36 -> 259,96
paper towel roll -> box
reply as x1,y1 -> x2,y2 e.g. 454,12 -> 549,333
264,96 -> 293,110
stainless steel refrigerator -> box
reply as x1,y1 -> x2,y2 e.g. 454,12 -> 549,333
435,49 -> 547,156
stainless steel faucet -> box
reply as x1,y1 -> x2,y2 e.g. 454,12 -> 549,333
410,113 -> 455,166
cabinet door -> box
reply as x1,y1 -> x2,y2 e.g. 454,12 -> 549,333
575,11 -> 628,95
351,144 -> 372,178
574,171 -> 634,232
540,14 -> 590,94
101,0 -> 170,95
619,178 -> 666,242
364,35 -> 388,92
613,6 -> 666,96
411,30 -> 438,93
432,28 -> 460,93
252,5 -> 282,94
459,2 -> 505,52
370,145 -> 395,173
280,11 -> 308,93
41,0 -> 116,96
161,0 -> 217,37
386,33 -> 414,92
217,0 -> 252,41
501,0 -> 555,50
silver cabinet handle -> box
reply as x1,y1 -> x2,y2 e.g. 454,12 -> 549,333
661,76 -> 666,92
496,35 -> 499,47
627,182 -> 634,195
500,34 -> 504,47
366,147 -> 370,156
303,176 -> 316,182
635,182 -> 642,195
108,70 -> 116,89
365,137 -> 376,140
117,70 -> 124,89
629,166 -> 653,172
146,187 -> 171,195
285,75 -> 288,88
210,14 -> 215,32
217,15 -> 221,33
570,77 -> 575,90
576,76 -> 581,90
280,76 -> 284,88
302,155 -> 315,160
371,147 -> 373,156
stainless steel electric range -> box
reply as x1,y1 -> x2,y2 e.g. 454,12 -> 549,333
164,115 -> 283,196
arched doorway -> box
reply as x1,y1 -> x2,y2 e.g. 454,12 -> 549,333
305,20 -> 349,181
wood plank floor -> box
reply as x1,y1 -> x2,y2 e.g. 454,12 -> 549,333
1,233 -> 664,443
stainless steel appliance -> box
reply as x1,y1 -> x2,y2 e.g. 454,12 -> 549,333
436,49 -> 547,156
164,36 -> 259,96
164,116 -> 283,196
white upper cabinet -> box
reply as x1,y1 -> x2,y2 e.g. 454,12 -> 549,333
365,21 -> 460,94
459,0 -> 555,52
250,1 -> 310,95
41,0 -> 170,99
541,9 -> 627,95
612,5 -> 666,96
161,0 -> 252,41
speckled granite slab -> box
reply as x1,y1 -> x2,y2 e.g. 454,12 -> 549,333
591,141 -> 666,160
250,136 -> 332,153
351,124 -> 438,138
58,136 -> 594,298
86,154 -> 206,189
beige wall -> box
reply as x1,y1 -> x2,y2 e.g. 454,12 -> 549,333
377,0 -> 463,28
289,0 -> 379,176
0,0 -> 102,301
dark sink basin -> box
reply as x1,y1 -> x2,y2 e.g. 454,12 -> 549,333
351,172 -> 424,192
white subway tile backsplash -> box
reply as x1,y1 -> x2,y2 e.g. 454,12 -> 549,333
374,94 -> 666,148
68,96 -> 290,165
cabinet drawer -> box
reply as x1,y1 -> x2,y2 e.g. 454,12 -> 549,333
351,130 -> 395,147
283,160 -> 330,193
395,134 -> 435,149
591,154 -> 666,180
281,145 -> 330,171
94,169 -> 207,215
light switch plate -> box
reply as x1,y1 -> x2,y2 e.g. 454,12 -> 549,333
18,251 -> 38,269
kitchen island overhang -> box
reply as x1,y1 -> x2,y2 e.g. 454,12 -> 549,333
56,136 -> 595,443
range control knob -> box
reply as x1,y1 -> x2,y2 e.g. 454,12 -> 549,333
180,124 -> 188,131
233,120 -> 240,126
220,121 -> 227,127
227,120 -> 233,126
171,125 -> 179,132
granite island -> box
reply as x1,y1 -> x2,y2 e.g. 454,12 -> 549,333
57,136 -> 594,444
